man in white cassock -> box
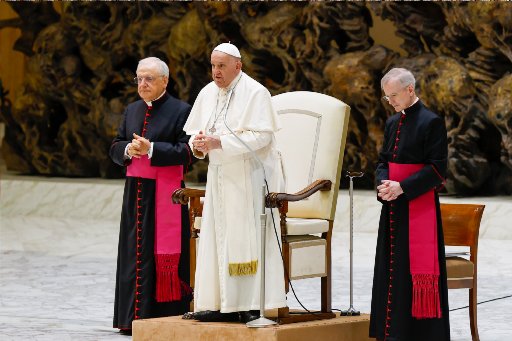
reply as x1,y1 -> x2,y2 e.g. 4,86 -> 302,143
182,43 -> 286,323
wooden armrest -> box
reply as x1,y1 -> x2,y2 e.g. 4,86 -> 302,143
266,179 -> 332,208
172,188 -> 206,205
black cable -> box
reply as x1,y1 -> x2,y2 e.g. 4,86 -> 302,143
449,294 -> 512,312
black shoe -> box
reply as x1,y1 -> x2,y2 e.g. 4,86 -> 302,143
193,310 -> 240,322
182,312 -> 196,320
239,310 -> 260,323
118,329 -> 132,336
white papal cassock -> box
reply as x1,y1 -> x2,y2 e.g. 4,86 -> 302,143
183,71 -> 287,313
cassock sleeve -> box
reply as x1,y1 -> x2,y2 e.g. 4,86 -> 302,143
109,107 -> 131,167
220,131 -> 272,156
151,104 -> 193,167
400,115 -> 447,200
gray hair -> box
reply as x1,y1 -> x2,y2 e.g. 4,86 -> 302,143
381,67 -> 416,89
137,57 -> 169,77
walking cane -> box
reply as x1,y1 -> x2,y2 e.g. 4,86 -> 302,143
341,171 -> 364,316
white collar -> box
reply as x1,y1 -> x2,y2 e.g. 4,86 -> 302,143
402,97 -> 419,115
144,90 -> 166,107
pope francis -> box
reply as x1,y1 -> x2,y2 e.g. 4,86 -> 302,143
182,43 -> 287,323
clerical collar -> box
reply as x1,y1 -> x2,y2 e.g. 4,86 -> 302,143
145,90 -> 167,107
402,97 -> 420,115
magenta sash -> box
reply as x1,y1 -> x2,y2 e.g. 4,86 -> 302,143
127,155 -> 186,302
389,162 -> 442,319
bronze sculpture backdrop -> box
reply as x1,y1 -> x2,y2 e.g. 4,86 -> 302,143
0,2 -> 511,195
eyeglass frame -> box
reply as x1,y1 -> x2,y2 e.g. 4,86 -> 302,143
133,75 -> 165,85
382,84 -> 413,102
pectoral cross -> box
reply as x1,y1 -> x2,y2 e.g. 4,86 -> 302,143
209,127 -> 216,133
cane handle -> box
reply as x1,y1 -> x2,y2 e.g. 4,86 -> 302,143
346,171 -> 364,178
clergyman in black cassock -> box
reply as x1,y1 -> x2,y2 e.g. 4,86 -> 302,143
109,57 -> 193,332
370,68 -> 450,340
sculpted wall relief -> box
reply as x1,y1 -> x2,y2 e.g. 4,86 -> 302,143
0,2 -> 510,194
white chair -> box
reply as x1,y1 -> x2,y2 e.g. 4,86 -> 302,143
266,91 -> 350,322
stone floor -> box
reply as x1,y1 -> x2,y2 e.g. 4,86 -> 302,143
1,174 -> 511,340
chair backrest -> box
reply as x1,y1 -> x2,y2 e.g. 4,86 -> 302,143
271,91 -> 350,220
441,203 -> 485,249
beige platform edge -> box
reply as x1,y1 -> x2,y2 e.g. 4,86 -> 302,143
133,313 -> 371,341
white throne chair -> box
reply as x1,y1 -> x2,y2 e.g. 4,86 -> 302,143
265,91 -> 350,322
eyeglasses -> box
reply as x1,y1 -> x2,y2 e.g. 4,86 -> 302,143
133,75 -> 162,84
382,85 -> 411,102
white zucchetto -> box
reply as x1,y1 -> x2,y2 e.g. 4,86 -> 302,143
213,43 -> 241,58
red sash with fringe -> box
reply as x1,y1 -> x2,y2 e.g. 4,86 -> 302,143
127,155 -> 189,302
389,162 -> 442,319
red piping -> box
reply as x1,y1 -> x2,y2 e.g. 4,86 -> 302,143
384,112 -> 406,340
134,105 -> 152,320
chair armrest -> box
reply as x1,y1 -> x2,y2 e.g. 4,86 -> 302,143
172,188 -> 206,239
266,179 -> 332,208
172,188 -> 206,204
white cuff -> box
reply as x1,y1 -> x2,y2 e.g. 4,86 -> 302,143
148,142 -> 154,159
124,143 -> 132,160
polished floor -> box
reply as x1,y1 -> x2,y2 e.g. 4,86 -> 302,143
1,174 -> 511,340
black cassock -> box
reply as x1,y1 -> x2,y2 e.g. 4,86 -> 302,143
109,92 -> 192,330
369,100 -> 451,341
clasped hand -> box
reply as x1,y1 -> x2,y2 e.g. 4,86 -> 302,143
128,133 -> 150,158
377,180 -> 404,201
192,131 -> 221,154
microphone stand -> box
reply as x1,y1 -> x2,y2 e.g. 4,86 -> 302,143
341,171 -> 363,316
221,87 -> 276,327
246,184 -> 277,327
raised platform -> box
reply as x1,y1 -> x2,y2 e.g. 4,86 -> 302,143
132,314 -> 371,341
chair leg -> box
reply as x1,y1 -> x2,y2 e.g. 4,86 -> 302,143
321,230 -> 332,313
469,287 -> 479,341
321,275 -> 331,312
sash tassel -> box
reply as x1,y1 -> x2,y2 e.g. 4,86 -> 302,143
412,274 -> 442,319
155,253 -> 192,302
